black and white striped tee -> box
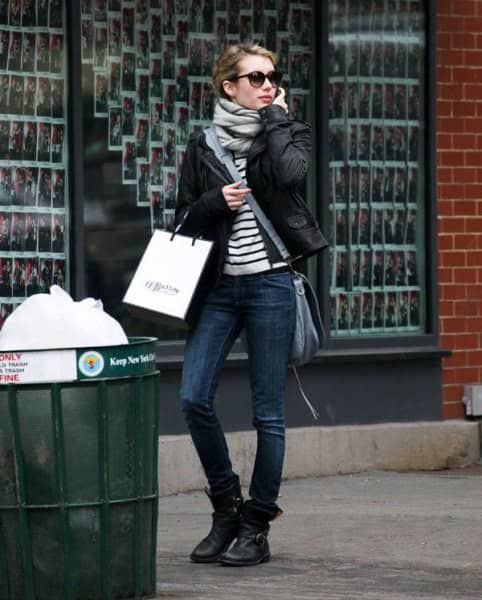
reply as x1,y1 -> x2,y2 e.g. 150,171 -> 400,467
223,152 -> 286,276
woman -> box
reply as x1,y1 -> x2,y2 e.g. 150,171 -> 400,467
174,43 -> 327,567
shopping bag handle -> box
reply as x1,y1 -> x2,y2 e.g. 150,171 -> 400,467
170,209 -> 190,241
169,210 -> 203,246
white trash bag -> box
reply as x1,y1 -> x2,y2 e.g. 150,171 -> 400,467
0,286 -> 128,350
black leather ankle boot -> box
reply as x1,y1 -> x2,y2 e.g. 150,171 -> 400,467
190,482 -> 243,563
220,503 -> 279,567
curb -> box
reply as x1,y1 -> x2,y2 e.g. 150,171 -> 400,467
157,420 -> 480,496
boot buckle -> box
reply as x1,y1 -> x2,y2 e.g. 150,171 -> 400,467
255,532 -> 266,545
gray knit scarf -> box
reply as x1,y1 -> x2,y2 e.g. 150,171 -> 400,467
213,98 -> 263,153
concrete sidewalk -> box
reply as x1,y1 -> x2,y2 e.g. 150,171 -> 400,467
154,466 -> 482,599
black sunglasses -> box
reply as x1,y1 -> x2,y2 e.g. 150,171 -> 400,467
231,70 -> 283,88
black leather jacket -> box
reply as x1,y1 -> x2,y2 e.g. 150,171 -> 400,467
174,104 -> 328,325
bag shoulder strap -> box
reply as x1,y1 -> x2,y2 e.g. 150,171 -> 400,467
204,127 -> 291,262
205,129 -> 324,421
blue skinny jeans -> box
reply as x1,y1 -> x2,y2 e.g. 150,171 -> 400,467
180,270 -> 295,513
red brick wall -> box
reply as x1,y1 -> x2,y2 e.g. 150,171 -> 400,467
437,0 -> 482,418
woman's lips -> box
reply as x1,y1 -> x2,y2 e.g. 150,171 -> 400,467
260,96 -> 273,102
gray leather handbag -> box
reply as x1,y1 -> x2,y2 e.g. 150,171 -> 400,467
290,270 -> 324,368
204,127 -> 325,418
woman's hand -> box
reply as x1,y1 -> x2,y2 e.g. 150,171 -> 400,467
222,180 -> 251,211
272,87 -> 288,114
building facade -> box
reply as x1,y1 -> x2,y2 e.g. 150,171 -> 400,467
2,0 -> 476,432
437,0 -> 482,419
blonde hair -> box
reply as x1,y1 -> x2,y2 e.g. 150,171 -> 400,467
212,43 -> 277,99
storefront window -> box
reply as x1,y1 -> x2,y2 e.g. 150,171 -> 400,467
328,0 -> 426,336
0,0 -> 69,329
81,0 -> 314,340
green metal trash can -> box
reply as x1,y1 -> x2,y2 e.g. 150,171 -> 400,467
0,337 -> 160,600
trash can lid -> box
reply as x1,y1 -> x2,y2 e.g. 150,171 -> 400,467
0,337 -> 158,385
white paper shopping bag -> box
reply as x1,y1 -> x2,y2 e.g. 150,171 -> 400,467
123,230 -> 213,327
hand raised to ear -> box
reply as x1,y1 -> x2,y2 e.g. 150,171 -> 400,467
272,87 -> 288,114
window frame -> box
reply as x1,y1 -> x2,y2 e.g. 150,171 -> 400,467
68,0 -> 86,300
315,0 -> 439,352
68,0 -> 440,358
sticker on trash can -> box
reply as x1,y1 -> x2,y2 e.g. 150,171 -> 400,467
76,342 -> 157,380
0,350 -> 77,384
78,351 -> 105,377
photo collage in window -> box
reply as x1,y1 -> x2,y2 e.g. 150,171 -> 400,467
0,0 -> 68,328
81,0 -> 313,232
328,0 -> 425,336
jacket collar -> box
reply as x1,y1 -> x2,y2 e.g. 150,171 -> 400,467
198,130 -> 267,182
201,128 -> 267,159
198,134 -> 233,183
247,133 -> 267,162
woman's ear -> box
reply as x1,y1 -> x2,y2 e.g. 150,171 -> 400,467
222,80 -> 236,99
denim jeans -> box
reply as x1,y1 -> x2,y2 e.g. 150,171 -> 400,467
180,270 -> 296,513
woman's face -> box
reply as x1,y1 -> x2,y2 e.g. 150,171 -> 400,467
223,55 -> 277,111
